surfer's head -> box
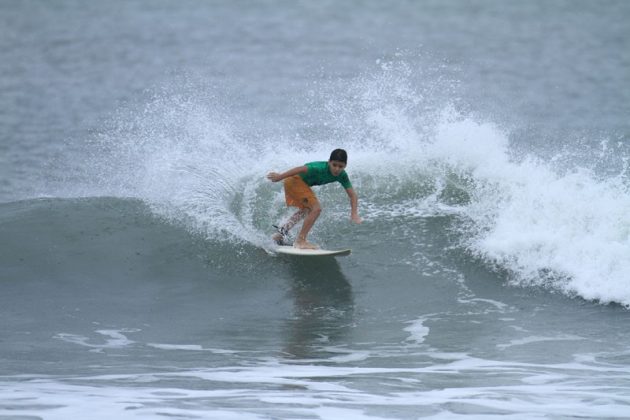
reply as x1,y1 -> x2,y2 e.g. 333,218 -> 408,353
329,148 -> 347,164
328,149 -> 348,176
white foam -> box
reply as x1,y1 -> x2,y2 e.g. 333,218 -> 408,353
457,298 -> 511,312
147,343 -> 204,351
496,335 -> 586,350
4,353 -> 630,419
147,343 -> 238,354
54,329 -> 138,349
404,317 -> 430,344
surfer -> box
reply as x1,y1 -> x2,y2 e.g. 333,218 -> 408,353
267,148 -> 362,249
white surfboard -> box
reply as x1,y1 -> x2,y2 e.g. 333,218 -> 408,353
275,245 -> 351,257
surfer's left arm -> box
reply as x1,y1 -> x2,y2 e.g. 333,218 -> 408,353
346,188 -> 362,224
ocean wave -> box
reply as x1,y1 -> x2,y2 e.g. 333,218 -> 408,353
21,60 -> 630,307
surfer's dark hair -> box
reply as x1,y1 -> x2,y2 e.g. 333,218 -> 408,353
329,148 -> 348,164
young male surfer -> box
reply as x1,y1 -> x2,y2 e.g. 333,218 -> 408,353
266,149 -> 362,249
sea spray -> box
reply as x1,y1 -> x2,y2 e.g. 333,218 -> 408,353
76,86 -> 270,245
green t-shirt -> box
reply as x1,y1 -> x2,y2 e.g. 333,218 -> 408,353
299,161 -> 353,189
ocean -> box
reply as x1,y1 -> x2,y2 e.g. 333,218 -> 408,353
1,1 -> 630,419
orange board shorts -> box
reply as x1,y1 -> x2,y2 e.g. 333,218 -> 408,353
284,175 -> 319,210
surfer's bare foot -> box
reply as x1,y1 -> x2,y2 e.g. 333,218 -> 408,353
294,239 -> 318,250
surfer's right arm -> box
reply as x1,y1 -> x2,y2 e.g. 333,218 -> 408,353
266,166 -> 307,182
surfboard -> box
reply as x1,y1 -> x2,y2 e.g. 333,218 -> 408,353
275,245 -> 351,257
